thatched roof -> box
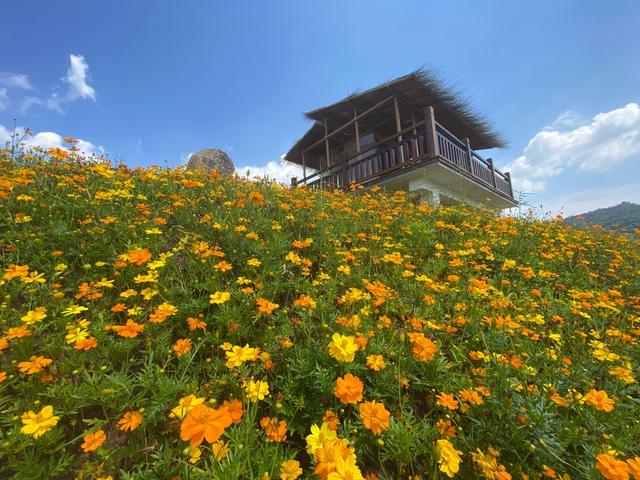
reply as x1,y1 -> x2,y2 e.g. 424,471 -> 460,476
285,69 -> 506,168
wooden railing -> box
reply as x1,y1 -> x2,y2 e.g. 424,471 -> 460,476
292,117 -> 513,200
435,122 -> 512,198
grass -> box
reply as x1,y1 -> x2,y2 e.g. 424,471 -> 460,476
0,145 -> 638,479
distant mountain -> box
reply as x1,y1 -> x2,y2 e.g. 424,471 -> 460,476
564,202 -> 640,234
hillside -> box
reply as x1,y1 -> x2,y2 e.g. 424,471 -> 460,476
565,202 -> 640,234
1,148 -> 639,479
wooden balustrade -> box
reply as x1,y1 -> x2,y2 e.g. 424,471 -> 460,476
293,120 -> 513,200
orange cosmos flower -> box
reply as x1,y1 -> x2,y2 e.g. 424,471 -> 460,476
256,297 -> 279,314
359,400 -> 390,435
436,392 -> 459,411
459,389 -> 484,406
323,410 -> 340,430
595,453 -> 630,480
626,458 -> 640,479
366,354 -> 386,371
583,389 -> 615,412
248,191 -> 265,205
48,147 -> 69,159
214,260 -> 233,272
118,410 -> 143,432
123,248 -> 152,265
259,416 -> 287,442
113,319 -> 144,338
407,332 -> 437,361
110,303 -> 127,313
18,356 -> 53,374
293,294 -> 317,309
221,399 -> 244,424
3,264 -> 30,280
334,373 -> 364,405
180,404 -> 233,447
187,315 -> 207,331
74,336 -> 97,351
7,325 -> 31,340
173,338 -> 192,356
81,430 -> 106,452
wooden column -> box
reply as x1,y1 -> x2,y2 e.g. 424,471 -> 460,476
411,112 -> 417,135
505,171 -> 513,198
394,96 -> 404,163
302,152 -> 307,180
424,106 -> 437,158
464,138 -> 473,173
394,96 -> 402,141
354,106 -> 361,152
322,116 -> 331,189
487,157 -> 497,188
353,106 -> 360,186
323,116 -> 331,169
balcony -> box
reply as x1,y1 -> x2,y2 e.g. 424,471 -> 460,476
291,116 -> 514,203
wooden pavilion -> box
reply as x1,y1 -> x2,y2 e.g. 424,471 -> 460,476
285,70 -> 517,209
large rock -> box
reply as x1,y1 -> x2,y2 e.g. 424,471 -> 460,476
186,148 -> 235,176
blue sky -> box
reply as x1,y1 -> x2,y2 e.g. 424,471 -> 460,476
1,0 -> 639,215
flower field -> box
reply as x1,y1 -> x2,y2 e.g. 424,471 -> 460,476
0,147 -> 639,480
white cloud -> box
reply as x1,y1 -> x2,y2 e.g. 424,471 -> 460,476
19,54 -> 96,114
0,73 -> 34,90
544,110 -> 583,130
0,88 -> 8,111
236,156 -> 307,184
0,122 -> 103,158
506,103 -> 640,193
63,54 -> 96,101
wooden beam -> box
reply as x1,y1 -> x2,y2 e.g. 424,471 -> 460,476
323,115 -> 331,170
302,152 -> 307,179
504,171 -> 513,198
424,106 -> 438,158
464,137 -> 473,173
394,96 -> 402,141
411,112 -> 417,135
487,157 -> 497,188
354,105 -> 361,153
302,94 -> 395,153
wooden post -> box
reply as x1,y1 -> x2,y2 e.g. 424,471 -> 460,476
504,171 -> 513,198
464,138 -> 473,173
323,116 -> 331,169
487,157 -> 497,188
291,177 -> 297,187
302,152 -> 307,180
323,115 -> 330,189
354,106 -> 360,152
394,96 -> 402,141
424,106 -> 437,158
353,106 -> 359,187
394,96 -> 404,163
411,112 -> 417,135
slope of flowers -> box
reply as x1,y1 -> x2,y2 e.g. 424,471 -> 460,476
0,149 -> 639,479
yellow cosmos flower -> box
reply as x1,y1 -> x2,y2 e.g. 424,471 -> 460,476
20,307 -> 47,325
169,394 -> 206,420
280,459 -> 303,480
209,291 -> 231,304
20,405 -> 60,438
436,439 -> 463,478
306,422 -> 338,454
245,380 -> 269,402
328,333 -> 358,363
